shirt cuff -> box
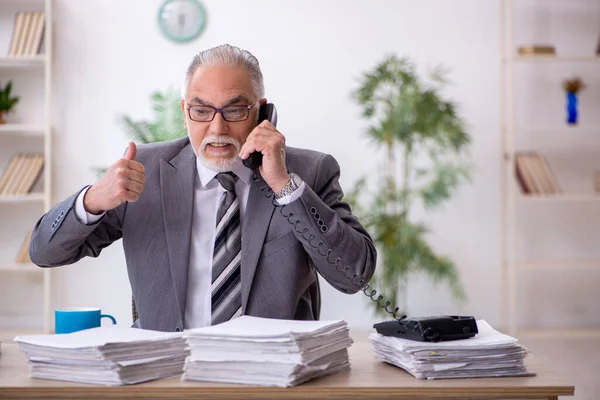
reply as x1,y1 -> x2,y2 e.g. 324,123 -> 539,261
75,185 -> 105,225
275,181 -> 306,205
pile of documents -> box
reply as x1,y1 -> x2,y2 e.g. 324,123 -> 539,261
14,326 -> 189,385
183,316 -> 352,387
369,320 -> 535,379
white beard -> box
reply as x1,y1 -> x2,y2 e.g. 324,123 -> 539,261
197,135 -> 242,172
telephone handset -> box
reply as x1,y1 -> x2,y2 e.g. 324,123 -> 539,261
242,103 -> 278,171
250,103 -> 477,342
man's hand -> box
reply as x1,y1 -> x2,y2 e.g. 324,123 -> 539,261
84,142 -> 145,215
239,120 -> 289,192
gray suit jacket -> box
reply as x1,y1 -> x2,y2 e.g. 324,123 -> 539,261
29,137 -> 377,332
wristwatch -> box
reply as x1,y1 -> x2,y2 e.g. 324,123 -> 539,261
274,173 -> 302,199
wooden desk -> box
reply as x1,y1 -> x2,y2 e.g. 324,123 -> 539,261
0,341 -> 574,399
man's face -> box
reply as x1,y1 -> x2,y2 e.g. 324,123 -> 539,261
182,66 -> 259,171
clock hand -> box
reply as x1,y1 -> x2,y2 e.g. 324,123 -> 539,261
178,14 -> 185,34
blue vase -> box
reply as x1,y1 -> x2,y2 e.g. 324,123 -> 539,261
566,92 -> 578,125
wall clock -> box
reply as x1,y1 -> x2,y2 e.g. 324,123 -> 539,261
157,0 -> 206,43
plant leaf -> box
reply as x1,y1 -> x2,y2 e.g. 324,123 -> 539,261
350,54 -> 472,317
117,87 -> 187,144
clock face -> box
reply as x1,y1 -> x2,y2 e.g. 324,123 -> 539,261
158,0 -> 206,43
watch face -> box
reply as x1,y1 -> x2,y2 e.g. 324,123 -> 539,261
158,0 -> 206,43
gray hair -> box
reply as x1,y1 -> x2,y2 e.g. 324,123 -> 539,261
181,44 -> 265,100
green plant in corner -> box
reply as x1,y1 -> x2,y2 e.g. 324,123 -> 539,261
93,87 -> 187,176
346,54 -> 472,318
119,87 -> 187,144
0,80 -> 19,124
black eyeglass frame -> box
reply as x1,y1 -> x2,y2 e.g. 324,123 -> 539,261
185,101 -> 258,122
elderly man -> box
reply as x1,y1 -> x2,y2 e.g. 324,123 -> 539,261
29,44 -> 376,332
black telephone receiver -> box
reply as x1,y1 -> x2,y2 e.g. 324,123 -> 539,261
243,103 -> 278,171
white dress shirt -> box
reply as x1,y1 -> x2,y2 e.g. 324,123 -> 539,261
74,158 -> 304,329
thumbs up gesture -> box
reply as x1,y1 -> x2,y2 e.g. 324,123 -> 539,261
84,142 -> 146,215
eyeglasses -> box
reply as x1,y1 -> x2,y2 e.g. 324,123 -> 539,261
186,101 -> 258,122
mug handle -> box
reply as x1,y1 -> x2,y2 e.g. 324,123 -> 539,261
101,314 -> 117,325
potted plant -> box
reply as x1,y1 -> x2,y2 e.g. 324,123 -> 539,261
0,81 -> 19,124
346,54 -> 472,318
562,76 -> 585,125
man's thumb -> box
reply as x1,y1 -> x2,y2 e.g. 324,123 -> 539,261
123,141 -> 137,161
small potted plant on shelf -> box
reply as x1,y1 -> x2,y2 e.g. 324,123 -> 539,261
0,80 -> 19,124
562,76 -> 585,125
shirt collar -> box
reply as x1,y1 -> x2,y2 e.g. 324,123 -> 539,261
196,158 -> 253,188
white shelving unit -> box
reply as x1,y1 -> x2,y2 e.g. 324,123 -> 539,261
500,0 -> 600,336
0,0 -> 53,333
0,123 -> 45,135
0,193 -> 45,203
0,261 -> 40,272
509,55 -> 600,63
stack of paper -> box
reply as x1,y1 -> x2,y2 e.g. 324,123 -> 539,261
369,320 -> 536,379
183,316 -> 352,387
14,326 -> 189,385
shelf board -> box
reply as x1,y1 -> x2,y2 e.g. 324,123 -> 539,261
519,193 -> 600,202
507,55 -> 600,63
516,259 -> 600,269
514,126 -> 599,134
0,0 -> 46,3
0,124 -> 45,135
0,56 -> 45,68
0,193 -> 45,203
0,261 -> 39,273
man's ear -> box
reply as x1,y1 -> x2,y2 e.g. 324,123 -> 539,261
259,98 -> 267,106
180,99 -> 188,130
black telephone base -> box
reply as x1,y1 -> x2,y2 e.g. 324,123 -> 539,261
373,315 -> 478,342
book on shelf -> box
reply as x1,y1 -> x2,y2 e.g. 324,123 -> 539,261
16,231 -> 32,264
515,152 -> 561,195
517,45 -> 556,56
0,153 -> 44,196
7,11 -> 45,57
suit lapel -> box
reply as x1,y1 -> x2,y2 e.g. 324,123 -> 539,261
241,179 -> 276,313
159,144 -> 196,323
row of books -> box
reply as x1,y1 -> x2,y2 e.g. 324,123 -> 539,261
16,231 -> 32,264
0,153 -> 44,196
515,152 -> 561,195
517,33 -> 600,56
7,11 -> 46,57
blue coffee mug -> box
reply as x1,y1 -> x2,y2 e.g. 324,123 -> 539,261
55,307 -> 117,334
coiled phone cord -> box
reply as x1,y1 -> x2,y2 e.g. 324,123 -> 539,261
258,180 -> 408,325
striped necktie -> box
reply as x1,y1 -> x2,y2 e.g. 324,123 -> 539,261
211,172 -> 242,325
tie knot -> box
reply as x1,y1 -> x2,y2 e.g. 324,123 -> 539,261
216,172 -> 237,192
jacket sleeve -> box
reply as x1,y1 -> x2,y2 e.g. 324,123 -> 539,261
282,154 -> 377,294
28,186 -> 125,268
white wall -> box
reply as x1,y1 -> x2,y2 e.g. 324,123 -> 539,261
2,0 -> 599,331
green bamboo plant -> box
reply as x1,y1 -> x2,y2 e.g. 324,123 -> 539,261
346,55 -> 472,318
94,87 -> 187,176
